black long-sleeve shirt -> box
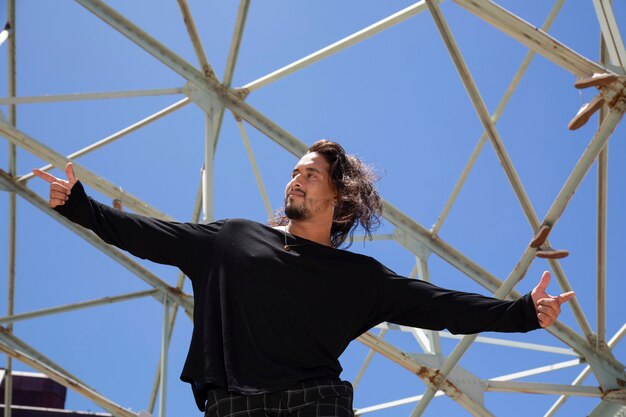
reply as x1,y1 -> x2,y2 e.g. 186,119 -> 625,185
55,182 -> 540,411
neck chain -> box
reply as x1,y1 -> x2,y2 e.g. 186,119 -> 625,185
282,226 -> 334,251
283,226 -> 309,251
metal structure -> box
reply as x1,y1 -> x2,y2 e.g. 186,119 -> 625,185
1,1 -> 625,416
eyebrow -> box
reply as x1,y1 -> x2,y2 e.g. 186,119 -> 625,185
292,167 -> 322,175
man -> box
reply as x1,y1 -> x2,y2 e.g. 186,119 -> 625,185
34,140 -> 574,417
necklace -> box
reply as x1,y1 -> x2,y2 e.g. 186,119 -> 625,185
283,226 -> 301,251
282,226 -> 314,252
280,225 -> 334,251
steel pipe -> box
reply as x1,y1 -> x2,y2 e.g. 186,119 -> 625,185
148,173 -> 203,413
0,122 -> 172,220
209,0 -> 250,155
543,322 -> 626,416
0,87 -> 183,105
0,289 -> 159,325
453,0 -> 614,77
432,0 -> 565,235
74,0 -> 307,158
358,331 -> 495,417
429,0 -> 595,343
20,97 -> 191,182
592,0 -> 626,68
202,112 -> 217,223
0,328 -> 137,417
158,295 -> 169,417
5,1 -> 16,414
237,119 -> 275,222
176,0 -> 214,79
489,359 -> 582,382
409,10 -> 626,403
242,0 -> 443,92
597,41 -> 610,352
224,0 -> 250,89
485,381 -> 602,397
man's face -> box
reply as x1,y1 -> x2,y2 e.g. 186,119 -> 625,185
284,152 -> 336,221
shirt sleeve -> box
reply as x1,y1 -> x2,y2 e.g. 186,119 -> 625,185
53,181 -> 224,276
372,263 -> 540,334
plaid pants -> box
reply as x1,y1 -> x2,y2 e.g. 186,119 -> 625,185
203,378 -> 355,417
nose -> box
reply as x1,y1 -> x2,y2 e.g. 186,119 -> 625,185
288,174 -> 302,190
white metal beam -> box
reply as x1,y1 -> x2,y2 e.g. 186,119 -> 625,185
378,321 -> 578,355
432,0 -> 565,235
75,0 -> 308,158
352,328 -> 388,390
0,122 -> 172,220
430,0 -> 597,345
453,0 -> 615,77
489,359 -> 582,382
5,1 -> 16,415
485,380 -> 602,397
356,391 -> 446,415
592,0 -> 626,68
20,97 -> 191,182
223,0 -> 250,89
409,91 -> 626,415
544,322 -> 626,417
242,0 -> 444,92
237,118 -> 275,222
147,178 -> 203,413
0,327 -> 137,417
176,0 -> 214,79
0,87 -> 183,105
209,0 -> 250,155
0,290 -> 159,325
357,332 -> 495,417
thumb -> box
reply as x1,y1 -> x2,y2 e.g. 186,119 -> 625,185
66,162 -> 78,186
536,270 -> 551,293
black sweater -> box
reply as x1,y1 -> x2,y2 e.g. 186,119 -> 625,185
55,182 -> 540,411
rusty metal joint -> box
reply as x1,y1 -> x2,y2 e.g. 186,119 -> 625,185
203,64 -> 218,81
232,87 -> 250,101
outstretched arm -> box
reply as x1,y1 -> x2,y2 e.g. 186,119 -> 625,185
373,264 -> 574,334
33,162 -> 221,274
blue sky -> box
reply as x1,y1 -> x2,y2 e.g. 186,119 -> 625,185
0,1 -> 625,416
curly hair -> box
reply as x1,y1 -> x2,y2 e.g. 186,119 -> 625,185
272,140 -> 383,248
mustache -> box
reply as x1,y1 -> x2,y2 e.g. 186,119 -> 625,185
286,188 -> 305,197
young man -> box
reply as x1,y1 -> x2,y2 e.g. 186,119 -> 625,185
34,140 -> 573,417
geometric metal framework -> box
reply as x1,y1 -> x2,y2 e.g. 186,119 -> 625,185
1,1 -> 625,416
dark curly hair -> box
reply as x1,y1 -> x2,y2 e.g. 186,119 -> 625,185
272,140 -> 383,248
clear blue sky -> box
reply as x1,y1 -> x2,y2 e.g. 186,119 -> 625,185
0,1 -> 625,416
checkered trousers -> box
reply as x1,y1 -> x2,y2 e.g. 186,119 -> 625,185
203,378 -> 355,417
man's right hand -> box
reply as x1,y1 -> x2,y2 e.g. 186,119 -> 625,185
32,162 -> 78,208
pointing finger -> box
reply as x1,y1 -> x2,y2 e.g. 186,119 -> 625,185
557,291 -> 576,305
32,169 -> 58,184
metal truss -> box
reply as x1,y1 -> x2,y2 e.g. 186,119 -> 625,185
1,1 -> 625,416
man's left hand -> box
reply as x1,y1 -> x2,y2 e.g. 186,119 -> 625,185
531,271 -> 575,328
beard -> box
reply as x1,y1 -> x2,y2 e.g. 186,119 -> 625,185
284,196 -> 311,220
